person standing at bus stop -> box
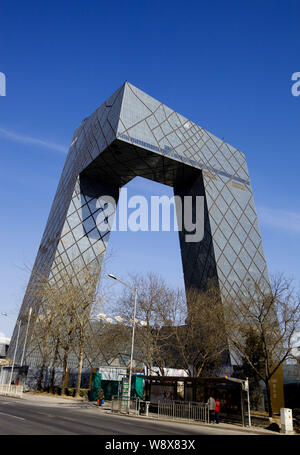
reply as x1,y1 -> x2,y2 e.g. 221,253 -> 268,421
215,397 -> 221,424
98,388 -> 104,406
208,395 -> 216,423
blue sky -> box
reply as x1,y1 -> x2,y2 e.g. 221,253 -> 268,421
0,0 -> 299,337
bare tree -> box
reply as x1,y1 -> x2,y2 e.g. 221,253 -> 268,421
111,273 -> 180,376
24,273 -> 61,390
224,273 -> 300,416
25,256 -> 127,395
25,264 -> 100,394
111,274 -> 227,378
169,280 -> 228,377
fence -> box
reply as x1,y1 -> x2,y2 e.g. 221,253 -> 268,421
158,400 -> 209,423
111,396 -> 209,423
111,396 -> 140,415
0,384 -> 24,398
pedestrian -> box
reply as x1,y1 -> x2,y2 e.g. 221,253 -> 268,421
208,395 -> 216,423
98,388 -> 104,406
215,397 -> 221,424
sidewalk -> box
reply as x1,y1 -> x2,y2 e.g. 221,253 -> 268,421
22,391 -> 91,406
105,402 -> 281,435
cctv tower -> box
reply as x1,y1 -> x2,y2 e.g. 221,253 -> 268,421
8,82 -> 270,365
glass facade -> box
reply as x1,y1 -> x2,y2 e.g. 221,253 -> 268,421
8,82 -> 270,366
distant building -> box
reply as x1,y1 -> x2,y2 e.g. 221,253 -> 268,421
283,363 -> 300,385
283,331 -> 300,385
290,331 -> 300,361
0,335 -> 10,359
283,333 -> 300,408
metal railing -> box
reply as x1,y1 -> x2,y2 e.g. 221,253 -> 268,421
0,384 -> 24,398
111,396 -> 140,415
158,400 -> 209,423
111,396 -> 209,424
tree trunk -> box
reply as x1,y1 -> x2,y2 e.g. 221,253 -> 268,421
50,339 -> 60,394
61,346 -> 69,395
37,361 -> 46,391
37,336 -> 49,390
265,379 -> 273,417
75,343 -> 84,398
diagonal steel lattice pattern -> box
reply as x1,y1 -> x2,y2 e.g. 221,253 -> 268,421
8,82 -> 270,367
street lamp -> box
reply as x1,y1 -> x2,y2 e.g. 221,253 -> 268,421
1,313 -> 21,389
20,307 -> 32,367
108,273 -> 138,412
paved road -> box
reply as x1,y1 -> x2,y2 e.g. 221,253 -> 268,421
0,396 -> 265,435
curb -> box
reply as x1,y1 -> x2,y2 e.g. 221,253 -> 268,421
104,409 -> 279,435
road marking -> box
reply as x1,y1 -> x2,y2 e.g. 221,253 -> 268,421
0,411 -> 26,421
0,401 -> 18,405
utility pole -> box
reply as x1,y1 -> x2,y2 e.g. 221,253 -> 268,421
245,378 -> 251,428
9,320 -> 21,389
108,274 -> 138,413
20,307 -> 32,367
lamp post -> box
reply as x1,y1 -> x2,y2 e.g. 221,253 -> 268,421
1,313 -> 21,389
20,307 -> 32,367
108,274 -> 138,412
245,378 -> 251,428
